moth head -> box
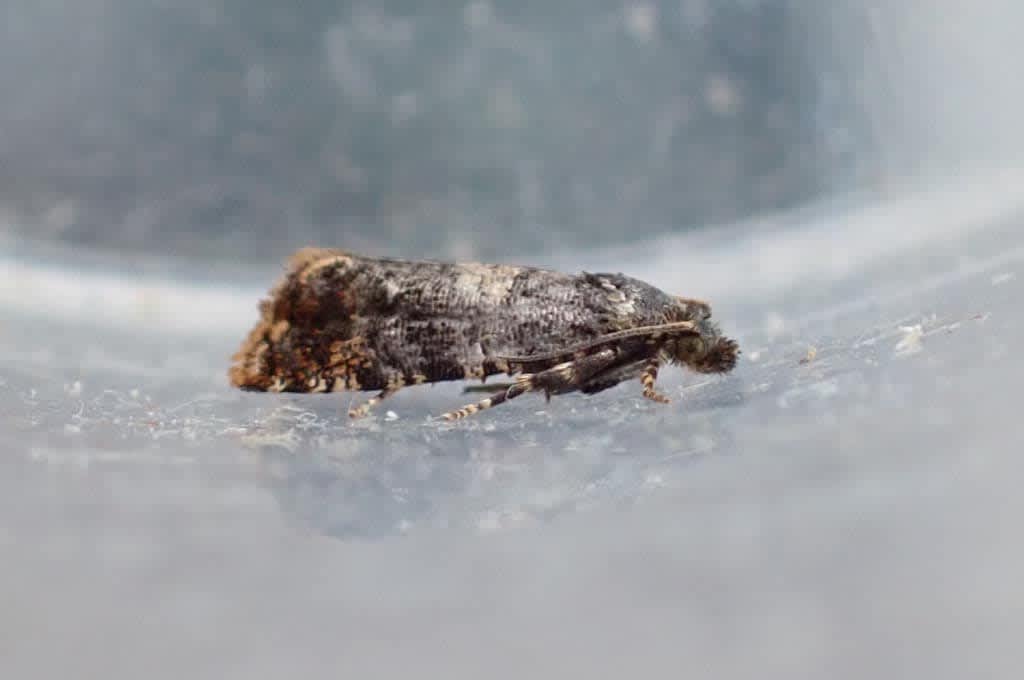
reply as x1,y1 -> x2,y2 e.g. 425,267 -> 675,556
667,320 -> 740,374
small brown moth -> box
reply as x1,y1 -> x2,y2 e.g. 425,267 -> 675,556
229,248 -> 739,420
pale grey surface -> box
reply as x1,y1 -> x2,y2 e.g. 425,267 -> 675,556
3,176 -> 1023,678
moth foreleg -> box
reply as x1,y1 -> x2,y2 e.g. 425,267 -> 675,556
348,387 -> 400,419
640,359 -> 670,404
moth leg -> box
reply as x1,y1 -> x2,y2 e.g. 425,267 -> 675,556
640,359 -> 670,404
442,381 -> 530,421
532,354 -> 605,399
579,358 -> 649,395
348,387 -> 400,419
442,349 -> 620,421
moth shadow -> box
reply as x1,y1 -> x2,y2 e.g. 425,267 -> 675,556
249,386 -> 745,541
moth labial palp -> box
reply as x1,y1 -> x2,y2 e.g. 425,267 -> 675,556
228,248 -> 740,421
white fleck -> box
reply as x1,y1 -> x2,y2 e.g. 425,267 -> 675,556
463,0 -> 493,30
690,434 -> 715,452
65,381 -> 83,397
706,75 -> 741,117
477,511 -> 502,533
763,312 -> 786,339
991,272 -> 1015,286
129,388 -> 140,399
746,350 -> 761,362
894,324 -> 924,357
644,473 -> 665,488
391,91 -> 419,125
625,2 -> 657,43
382,279 -> 402,304
385,410 -> 399,421
612,300 -> 637,315
455,264 -> 517,299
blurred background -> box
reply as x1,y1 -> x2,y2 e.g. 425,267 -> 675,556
3,2 -> 1024,679
4,0 -> 1019,261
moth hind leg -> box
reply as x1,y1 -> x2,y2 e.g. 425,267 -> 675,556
442,380 -> 529,421
441,359 -> 576,420
578,357 -> 647,395
348,386 -> 400,419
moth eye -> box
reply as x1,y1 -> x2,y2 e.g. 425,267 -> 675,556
688,337 -> 707,354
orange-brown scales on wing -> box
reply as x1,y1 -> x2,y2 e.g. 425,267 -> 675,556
229,247 -> 739,418
229,248 -> 379,394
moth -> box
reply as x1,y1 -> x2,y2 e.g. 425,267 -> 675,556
229,248 -> 739,420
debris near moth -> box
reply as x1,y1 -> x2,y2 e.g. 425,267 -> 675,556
229,248 -> 740,421
799,346 -> 818,365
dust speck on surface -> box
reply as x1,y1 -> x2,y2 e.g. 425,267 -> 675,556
894,324 -> 924,357
991,271 -> 1015,286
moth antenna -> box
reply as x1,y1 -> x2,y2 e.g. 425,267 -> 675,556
496,321 -> 698,364
462,382 -> 516,394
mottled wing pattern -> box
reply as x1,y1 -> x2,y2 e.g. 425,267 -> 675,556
229,249 -> 678,394
229,247 -> 737,420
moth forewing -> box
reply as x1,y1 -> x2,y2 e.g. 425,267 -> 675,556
229,248 -> 739,420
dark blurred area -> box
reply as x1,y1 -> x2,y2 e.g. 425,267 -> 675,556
0,1 -> 873,261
